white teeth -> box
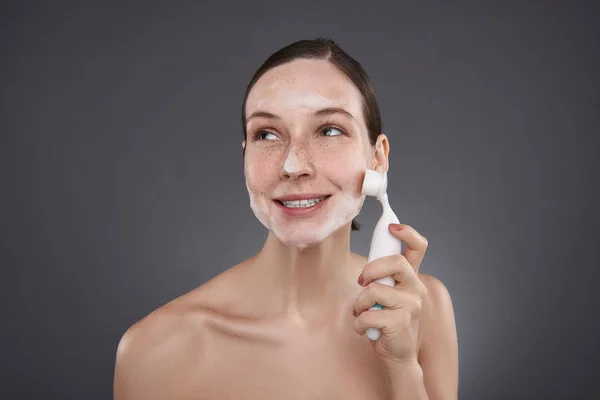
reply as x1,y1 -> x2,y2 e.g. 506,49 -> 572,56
281,196 -> 327,208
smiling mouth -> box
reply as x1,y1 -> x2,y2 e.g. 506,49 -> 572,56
275,195 -> 332,209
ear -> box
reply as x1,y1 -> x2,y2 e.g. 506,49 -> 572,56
372,133 -> 390,173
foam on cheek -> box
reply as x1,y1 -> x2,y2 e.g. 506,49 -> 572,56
322,149 -> 369,229
277,165 -> 367,250
245,175 -> 274,231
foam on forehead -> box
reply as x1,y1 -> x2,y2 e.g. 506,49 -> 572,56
247,59 -> 362,119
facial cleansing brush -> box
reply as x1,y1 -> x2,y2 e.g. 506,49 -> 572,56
361,169 -> 402,341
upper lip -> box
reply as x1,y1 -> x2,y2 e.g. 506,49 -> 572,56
275,194 -> 331,202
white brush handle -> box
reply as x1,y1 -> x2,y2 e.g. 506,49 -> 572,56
365,194 -> 401,341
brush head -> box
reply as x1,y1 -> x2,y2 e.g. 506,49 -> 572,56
361,169 -> 387,199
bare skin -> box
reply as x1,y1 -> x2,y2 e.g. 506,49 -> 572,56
114,251 -> 431,399
113,230 -> 448,399
114,58 -> 458,399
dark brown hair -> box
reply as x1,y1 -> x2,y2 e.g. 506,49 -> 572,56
241,37 -> 382,231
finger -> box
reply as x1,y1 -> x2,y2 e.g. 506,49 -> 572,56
353,309 -> 420,337
353,309 -> 394,335
353,307 -> 423,337
361,254 -> 423,293
388,223 -> 428,272
354,282 -> 421,315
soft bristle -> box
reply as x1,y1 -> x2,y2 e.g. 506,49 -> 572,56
361,169 -> 384,197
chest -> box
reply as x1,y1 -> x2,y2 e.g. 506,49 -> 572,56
179,332 -> 392,400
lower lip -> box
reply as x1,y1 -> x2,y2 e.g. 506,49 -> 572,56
274,196 -> 331,217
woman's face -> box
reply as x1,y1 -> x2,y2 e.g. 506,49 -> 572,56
243,58 -> 375,249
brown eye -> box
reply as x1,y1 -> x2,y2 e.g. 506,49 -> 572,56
255,130 -> 278,141
321,126 -> 344,137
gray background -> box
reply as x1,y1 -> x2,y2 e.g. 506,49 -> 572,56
2,1 -> 599,399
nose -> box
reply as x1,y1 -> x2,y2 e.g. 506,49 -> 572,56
280,143 -> 315,180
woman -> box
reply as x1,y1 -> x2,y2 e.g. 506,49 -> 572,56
114,38 -> 459,400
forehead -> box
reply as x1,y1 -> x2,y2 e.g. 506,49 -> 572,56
245,59 -> 364,116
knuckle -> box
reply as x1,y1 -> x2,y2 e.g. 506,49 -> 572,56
366,282 -> 378,296
411,298 -> 423,315
356,290 -> 368,305
392,254 -> 405,266
358,286 -> 371,304
399,295 -> 421,316
357,311 -> 369,326
418,283 -> 428,298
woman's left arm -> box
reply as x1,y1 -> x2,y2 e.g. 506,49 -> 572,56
353,224 -> 459,400
409,273 -> 459,400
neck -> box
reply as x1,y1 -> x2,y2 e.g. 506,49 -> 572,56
249,223 -> 362,323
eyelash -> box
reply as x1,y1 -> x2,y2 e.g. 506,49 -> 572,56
252,124 -> 347,140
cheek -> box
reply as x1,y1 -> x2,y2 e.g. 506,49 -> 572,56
244,151 -> 280,193
319,144 -> 369,194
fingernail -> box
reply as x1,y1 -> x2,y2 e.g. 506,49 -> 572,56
358,274 -> 364,286
390,223 -> 403,231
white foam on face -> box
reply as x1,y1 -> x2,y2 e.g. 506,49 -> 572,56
297,191 -> 366,249
245,173 -> 367,251
255,89 -> 342,113
243,59 -> 375,250
245,175 -> 274,228
283,149 -> 302,175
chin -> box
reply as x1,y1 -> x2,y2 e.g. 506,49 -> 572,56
271,215 -> 353,250
277,229 -> 329,250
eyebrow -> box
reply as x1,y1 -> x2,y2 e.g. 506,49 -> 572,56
245,107 -> 356,123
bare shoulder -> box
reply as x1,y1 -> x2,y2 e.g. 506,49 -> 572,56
417,272 -> 456,340
418,273 -> 453,302
113,264 -> 246,399
416,273 -> 459,399
112,299 -> 202,399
